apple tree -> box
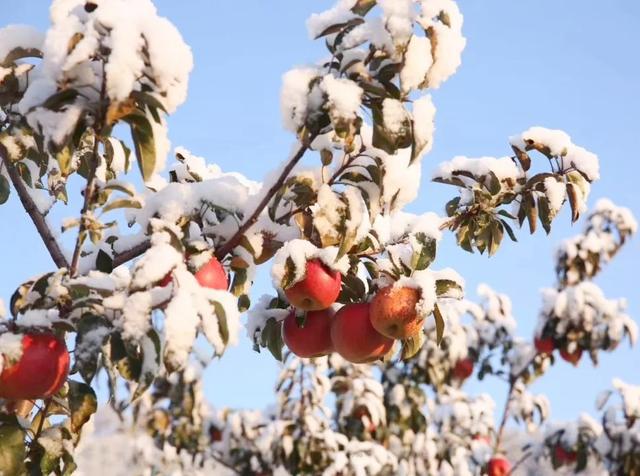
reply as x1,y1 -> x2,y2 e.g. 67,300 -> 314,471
0,0 -> 637,475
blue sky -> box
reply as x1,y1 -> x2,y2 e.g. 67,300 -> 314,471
1,1 -> 638,423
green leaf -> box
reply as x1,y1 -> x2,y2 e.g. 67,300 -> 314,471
566,182 -> 580,222
401,331 -> 425,360
102,198 -> 142,213
260,318 -> 284,362
410,232 -> 436,271
95,249 -> 113,273
432,304 -> 445,346
371,102 -> 397,155
127,113 -> 156,183
74,314 -> 110,384
537,196 -> 552,234
0,414 -> 26,476
499,218 -> 518,242
213,301 -> 230,345
351,0 -> 376,16
511,145 -> 531,171
132,330 -> 161,401
42,89 -> 78,111
0,174 -> 10,204
68,381 -> 98,433
314,17 -> 364,39
435,279 -> 463,299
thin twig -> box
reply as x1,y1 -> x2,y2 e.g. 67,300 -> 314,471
1,146 -> 69,269
112,240 -> 151,268
214,133 -> 317,260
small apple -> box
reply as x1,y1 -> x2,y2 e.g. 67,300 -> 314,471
352,405 -> 376,433
472,434 -> 492,445
487,456 -> 511,476
159,272 -> 173,287
534,337 -> 555,355
284,259 -> 341,311
370,286 -> 423,339
210,425 -> 223,442
194,257 -> 228,290
560,347 -> 582,366
452,357 -> 474,381
282,309 -> 333,358
0,333 -> 70,400
330,303 -> 394,364
553,445 -> 577,465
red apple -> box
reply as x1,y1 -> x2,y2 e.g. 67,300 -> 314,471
472,434 -> 492,445
554,445 -> 577,465
159,272 -> 173,287
353,405 -> 376,433
210,425 -> 223,442
0,333 -> 70,400
370,286 -> 423,339
284,259 -> 341,311
560,347 -> 582,366
534,337 -> 555,355
487,456 -> 511,476
194,257 -> 228,290
452,357 -> 474,380
282,309 -> 333,358
330,303 -> 394,364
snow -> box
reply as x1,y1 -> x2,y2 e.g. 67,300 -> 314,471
281,67 -> 320,133
0,333 -> 24,371
0,25 -> 44,64
412,94 -> 437,158
544,176 -> 566,215
382,98 -> 410,137
306,0 -> 357,39
16,308 -> 59,328
321,74 -> 363,122
433,155 -> 522,183
395,269 -> 437,317
418,0 -> 466,88
510,127 -> 600,181
400,35 -> 433,92
119,291 -> 152,341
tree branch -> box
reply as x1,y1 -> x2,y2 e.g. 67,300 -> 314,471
214,134 -> 317,260
1,146 -> 70,269
112,240 -> 151,268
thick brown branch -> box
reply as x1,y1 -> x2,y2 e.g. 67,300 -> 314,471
214,134 -> 317,260
1,146 -> 69,269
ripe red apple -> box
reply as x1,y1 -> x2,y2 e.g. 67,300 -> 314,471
284,259 -> 341,311
554,445 -> 577,465
452,357 -> 474,380
194,257 -> 228,290
370,286 -> 424,339
487,456 -> 511,476
331,303 -> 394,364
210,425 -> 223,442
560,347 -> 582,366
282,309 -> 333,358
0,333 -> 70,400
534,337 -> 555,354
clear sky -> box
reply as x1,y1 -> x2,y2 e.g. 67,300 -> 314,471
1,1 -> 638,423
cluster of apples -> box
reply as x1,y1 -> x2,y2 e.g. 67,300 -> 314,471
281,259 -> 429,363
534,336 -> 582,366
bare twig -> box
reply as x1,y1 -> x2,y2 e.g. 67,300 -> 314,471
1,146 -> 69,269
214,133 -> 317,260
